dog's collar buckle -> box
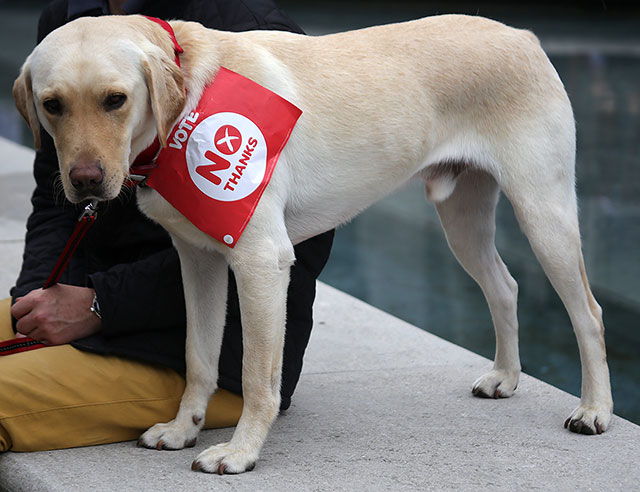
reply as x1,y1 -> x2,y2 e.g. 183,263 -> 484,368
126,174 -> 149,187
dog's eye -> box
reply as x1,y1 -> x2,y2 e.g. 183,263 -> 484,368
43,99 -> 62,115
104,93 -> 127,111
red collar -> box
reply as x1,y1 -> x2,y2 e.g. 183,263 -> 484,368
128,16 -> 184,186
142,16 -> 184,67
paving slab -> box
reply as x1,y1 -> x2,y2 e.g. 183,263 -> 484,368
1,137 -> 639,492
0,136 -> 33,294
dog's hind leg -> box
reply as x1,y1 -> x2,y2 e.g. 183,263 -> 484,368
138,237 -> 229,450
500,136 -> 613,434
432,168 -> 521,398
191,208 -> 294,474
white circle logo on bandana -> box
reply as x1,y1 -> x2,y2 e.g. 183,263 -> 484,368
186,112 -> 267,202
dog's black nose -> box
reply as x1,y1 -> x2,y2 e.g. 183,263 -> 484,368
69,161 -> 104,192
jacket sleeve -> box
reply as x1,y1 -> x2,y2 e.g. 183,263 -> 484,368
87,247 -> 186,337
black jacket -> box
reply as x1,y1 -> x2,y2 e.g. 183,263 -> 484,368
11,0 -> 334,410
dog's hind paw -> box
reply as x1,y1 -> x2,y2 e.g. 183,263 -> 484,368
564,403 -> 612,435
191,442 -> 258,475
137,420 -> 200,450
472,368 -> 519,399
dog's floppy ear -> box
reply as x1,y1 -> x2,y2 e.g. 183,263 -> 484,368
142,51 -> 186,147
13,65 -> 41,149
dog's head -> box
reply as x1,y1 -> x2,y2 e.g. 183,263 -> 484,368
13,15 -> 186,203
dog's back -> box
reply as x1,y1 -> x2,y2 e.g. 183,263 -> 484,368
205,15 -> 570,243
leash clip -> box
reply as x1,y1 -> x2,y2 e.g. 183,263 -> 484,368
79,200 -> 99,221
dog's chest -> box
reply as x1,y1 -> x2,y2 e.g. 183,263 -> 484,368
136,188 -> 225,252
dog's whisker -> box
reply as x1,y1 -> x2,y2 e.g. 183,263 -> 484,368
52,173 -> 68,207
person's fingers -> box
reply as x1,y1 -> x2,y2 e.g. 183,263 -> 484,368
15,311 -> 39,337
10,290 -> 40,319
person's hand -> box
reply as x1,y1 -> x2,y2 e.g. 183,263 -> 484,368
11,284 -> 102,345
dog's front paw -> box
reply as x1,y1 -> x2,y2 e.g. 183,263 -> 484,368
472,368 -> 519,399
564,403 -> 612,435
137,420 -> 200,450
191,442 -> 259,475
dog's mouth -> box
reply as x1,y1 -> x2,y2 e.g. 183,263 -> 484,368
68,190 -> 111,204
65,187 -> 109,204
62,168 -> 128,204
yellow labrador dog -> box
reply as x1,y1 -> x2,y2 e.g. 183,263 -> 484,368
14,14 -> 613,473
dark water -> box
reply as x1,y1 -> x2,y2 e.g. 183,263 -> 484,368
0,3 -> 637,424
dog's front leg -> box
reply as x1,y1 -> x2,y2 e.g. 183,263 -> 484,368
192,231 -> 294,474
138,236 -> 229,450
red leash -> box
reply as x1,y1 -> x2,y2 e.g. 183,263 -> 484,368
0,337 -> 49,355
43,201 -> 98,289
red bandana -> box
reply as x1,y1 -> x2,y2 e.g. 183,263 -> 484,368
145,68 -> 302,247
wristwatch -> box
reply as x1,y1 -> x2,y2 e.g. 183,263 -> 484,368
90,292 -> 102,320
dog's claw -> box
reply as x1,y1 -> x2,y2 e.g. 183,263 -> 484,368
191,460 -> 228,475
595,418 -> 604,435
566,418 -> 597,435
472,386 -> 485,397
580,422 -> 595,435
471,386 -> 492,399
156,439 -> 165,450
569,419 -> 581,433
